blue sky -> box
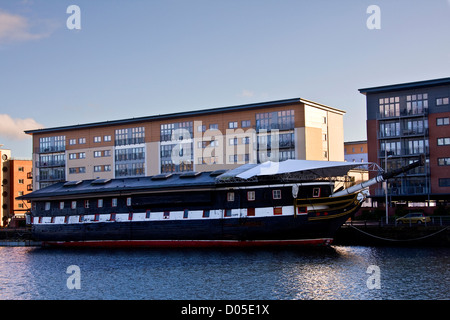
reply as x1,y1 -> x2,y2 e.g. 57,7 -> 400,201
1,0 -> 450,158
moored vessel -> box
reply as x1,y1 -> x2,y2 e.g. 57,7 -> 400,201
18,159 -> 423,247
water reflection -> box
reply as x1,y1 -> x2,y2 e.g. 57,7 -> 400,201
0,246 -> 448,300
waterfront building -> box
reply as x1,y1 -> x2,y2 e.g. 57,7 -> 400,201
25,98 -> 346,190
0,147 -> 33,226
344,140 -> 368,163
0,147 -> 11,226
8,159 -> 33,227
359,77 -> 450,209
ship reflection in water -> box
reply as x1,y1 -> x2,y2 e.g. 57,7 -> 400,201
0,246 -> 448,300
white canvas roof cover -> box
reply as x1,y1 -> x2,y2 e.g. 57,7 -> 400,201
227,159 -> 370,180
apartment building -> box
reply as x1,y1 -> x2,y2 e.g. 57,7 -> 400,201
0,147 -> 33,226
344,140 -> 368,163
8,159 -> 33,226
0,147 -> 11,226
359,77 -> 450,207
25,98 -> 346,190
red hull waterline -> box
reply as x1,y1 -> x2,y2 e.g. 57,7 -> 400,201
42,238 -> 334,248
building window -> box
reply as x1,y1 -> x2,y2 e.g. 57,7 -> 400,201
69,139 -> 76,145
227,192 -> 235,202
104,135 -> 112,142
209,124 -> 219,130
379,96 -> 400,118
436,97 -> 449,106
241,120 -> 251,128
98,199 -> 103,208
115,127 -> 145,146
71,201 -> 77,209
273,190 -> 281,199
406,93 -> 428,115
94,136 -> 101,143
18,179 -> 24,184
437,117 -> 450,126
69,153 -> 77,160
84,200 -> 89,208
438,178 -> 450,187
94,166 -> 102,172
437,138 -> 450,146
127,197 -> 132,206
94,151 -> 102,157
438,158 -> 450,166
112,198 -> 118,207
59,202 -> 64,210
228,121 -> 238,129
79,138 -> 86,144
247,191 -> 255,201
197,125 -> 206,132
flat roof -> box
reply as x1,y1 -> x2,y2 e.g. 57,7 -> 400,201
358,77 -> 450,95
25,97 -> 345,135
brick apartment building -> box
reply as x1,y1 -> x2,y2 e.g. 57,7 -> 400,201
25,98 -> 346,190
359,77 -> 450,209
0,147 -> 33,226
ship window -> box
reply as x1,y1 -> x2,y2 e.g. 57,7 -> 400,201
128,212 -> 133,221
127,197 -> 131,206
203,210 -> 210,218
227,192 -> 235,202
146,210 -> 151,219
247,208 -> 255,216
313,188 -> 321,198
273,207 -> 282,215
51,217 -> 55,223
45,202 -> 51,211
225,209 -> 232,217
112,198 -> 118,207
94,214 -> 100,222
98,199 -> 103,208
247,191 -> 255,201
163,211 -> 170,219
71,201 -> 77,209
272,190 -> 281,199
79,215 -> 84,222
298,206 -> 308,214
110,213 -> 116,221
84,200 -> 89,209
64,215 -> 69,224
183,209 -> 189,219
59,202 -> 64,210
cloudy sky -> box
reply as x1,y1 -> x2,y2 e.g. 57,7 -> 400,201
1,0 -> 450,158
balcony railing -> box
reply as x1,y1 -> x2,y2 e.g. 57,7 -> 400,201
36,160 -> 66,168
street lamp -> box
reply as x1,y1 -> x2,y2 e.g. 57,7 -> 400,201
384,149 -> 393,225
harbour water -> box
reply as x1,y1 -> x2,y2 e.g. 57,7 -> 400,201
0,245 -> 448,300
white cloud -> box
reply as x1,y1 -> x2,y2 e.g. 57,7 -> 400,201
0,10 -> 53,44
0,114 -> 43,140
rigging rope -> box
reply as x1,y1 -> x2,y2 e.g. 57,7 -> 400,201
347,225 -> 449,242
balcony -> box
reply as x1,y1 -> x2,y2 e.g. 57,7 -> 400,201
36,160 -> 66,168
38,146 -> 66,154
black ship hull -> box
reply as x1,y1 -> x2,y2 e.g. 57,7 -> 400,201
31,192 -> 362,248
